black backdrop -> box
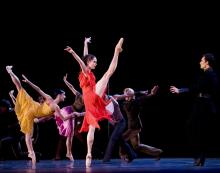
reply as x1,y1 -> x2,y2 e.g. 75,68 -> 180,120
1,5 -> 220,159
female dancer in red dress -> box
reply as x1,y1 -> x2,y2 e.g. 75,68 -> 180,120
65,37 -> 123,167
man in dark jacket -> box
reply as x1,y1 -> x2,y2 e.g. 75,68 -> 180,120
115,86 -> 163,160
170,53 -> 219,166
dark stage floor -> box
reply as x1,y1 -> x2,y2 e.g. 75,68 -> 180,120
1,158 -> 220,173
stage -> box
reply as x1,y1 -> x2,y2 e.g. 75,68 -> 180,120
1,158 -> 220,173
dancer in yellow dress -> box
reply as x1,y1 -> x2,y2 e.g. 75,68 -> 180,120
5,66 -> 71,165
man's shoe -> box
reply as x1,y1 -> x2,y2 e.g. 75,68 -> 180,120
194,157 -> 205,166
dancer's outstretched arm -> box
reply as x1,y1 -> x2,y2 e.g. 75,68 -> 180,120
54,105 -> 76,121
74,111 -> 85,117
22,75 -> 52,100
113,87 -> 149,100
64,46 -> 88,76
170,86 -> 189,94
83,37 -> 91,56
34,117 -> 53,123
63,74 -> 80,96
113,94 -> 129,100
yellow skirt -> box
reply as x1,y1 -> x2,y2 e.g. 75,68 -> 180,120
15,88 -> 53,134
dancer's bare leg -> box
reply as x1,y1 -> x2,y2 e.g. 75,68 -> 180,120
66,129 -> 74,161
86,125 -> 95,167
95,38 -> 123,97
25,133 -> 36,164
6,66 -> 22,91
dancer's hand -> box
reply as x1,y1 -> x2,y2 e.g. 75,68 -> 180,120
22,74 -> 30,83
64,46 -> 74,54
139,90 -> 148,95
150,85 -> 159,95
73,112 -> 84,117
84,37 -> 91,44
34,118 -> 39,123
170,86 -> 179,94
63,73 -> 68,82
6,66 -> 13,74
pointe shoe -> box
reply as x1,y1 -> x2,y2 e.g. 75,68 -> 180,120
66,153 -> 74,161
118,38 -> 124,47
6,66 -> 13,73
86,154 -> 92,168
155,149 -> 163,161
115,38 -> 124,53
28,151 -> 36,164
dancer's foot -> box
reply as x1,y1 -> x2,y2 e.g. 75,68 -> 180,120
6,66 -> 13,74
66,153 -> 74,161
115,38 -> 124,53
127,152 -> 137,163
28,151 -> 36,165
120,154 -> 130,162
194,157 -> 205,166
155,149 -> 163,161
9,90 -> 14,96
86,154 -> 92,168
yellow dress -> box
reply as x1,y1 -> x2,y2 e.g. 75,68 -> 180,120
15,88 -> 54,134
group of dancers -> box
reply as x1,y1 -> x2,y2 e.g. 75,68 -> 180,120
3,36 -> 219,167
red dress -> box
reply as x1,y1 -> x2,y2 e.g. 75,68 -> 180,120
79,71 -> 111,132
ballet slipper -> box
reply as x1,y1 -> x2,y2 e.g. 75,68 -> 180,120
155,149 -> 163,161
66,153 -> 74,161
86,154 -> 92,168
28,151 -> 36,164
6,66 -> 13,74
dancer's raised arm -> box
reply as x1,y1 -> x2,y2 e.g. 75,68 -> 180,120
83,37 -> 91,56
22,74 -> 52,100
63,74 -> 80,96
64,46 -> 88,76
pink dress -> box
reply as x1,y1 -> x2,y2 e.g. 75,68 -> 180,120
54,106 -> 74,137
